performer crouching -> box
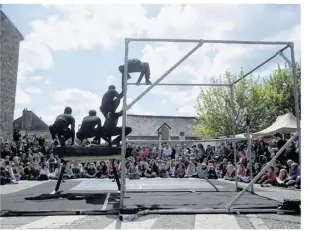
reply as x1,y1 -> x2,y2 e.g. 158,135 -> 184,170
101,110 -> 132,147
76,110 -> 102,145
49,107 -> 75,146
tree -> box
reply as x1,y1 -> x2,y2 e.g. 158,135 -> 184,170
191,70 -> 267,138
261,62 -> 301,128
191,62 -> 301,139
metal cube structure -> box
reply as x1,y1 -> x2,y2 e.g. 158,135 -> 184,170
119,38 -> 301,213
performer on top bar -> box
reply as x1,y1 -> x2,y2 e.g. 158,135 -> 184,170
119,59 -> 152,86
99,85 -> 123,119
76,110 -> 102,144
49,107 -> 75,146
101,110 -> 132,147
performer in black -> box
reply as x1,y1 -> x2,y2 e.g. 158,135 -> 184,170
101,110 -> 132,146
119,59 -> 151,86
76,110 -> 102,144
99,85 -> 123,119
49,107 -> 75,146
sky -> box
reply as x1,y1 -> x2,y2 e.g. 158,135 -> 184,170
2,4 -> 301,127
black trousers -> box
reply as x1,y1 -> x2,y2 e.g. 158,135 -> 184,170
76,127 -> 101,141
103,126 -> 132,144
119,62 -> 150,85
100,98 -> 121,119
49,120 -> 75,144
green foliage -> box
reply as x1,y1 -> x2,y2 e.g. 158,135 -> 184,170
191,63 -> 301,139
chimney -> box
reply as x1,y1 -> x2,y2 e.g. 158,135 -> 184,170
22,109 -> 33,131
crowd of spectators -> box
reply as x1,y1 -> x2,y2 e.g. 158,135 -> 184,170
0,131 -> 301,190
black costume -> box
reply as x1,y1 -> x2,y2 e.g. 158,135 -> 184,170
119,59 -> 151,86
76,110 -> 102,143
49,107 -> 75,146
99,85 -> 123,119
101,110 -> 132,146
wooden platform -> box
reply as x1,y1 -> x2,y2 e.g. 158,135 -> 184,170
53,145 -> 121,158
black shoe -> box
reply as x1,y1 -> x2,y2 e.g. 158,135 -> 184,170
146,80 -> 152,85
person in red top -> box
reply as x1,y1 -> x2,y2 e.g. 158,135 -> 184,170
259,166 -> 277,186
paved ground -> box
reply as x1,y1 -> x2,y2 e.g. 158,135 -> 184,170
0,179 -> 301,229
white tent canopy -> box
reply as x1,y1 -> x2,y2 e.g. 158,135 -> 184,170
253,112 -> 298,137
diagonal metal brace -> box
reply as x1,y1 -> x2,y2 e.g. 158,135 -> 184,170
277,51 -> 292,67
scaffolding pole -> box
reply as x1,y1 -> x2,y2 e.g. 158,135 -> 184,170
127,83 -> 230,87
289,43 -> 301,164
229,85 -> 238,191
120,39 -> 129,208
127,38 -> 290,45
127,138 -> 248,143
233,45 -> 289,85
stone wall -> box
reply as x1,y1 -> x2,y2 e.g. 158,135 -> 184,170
0,10 -> 23,140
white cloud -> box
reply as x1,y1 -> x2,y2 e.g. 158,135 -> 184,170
26,5 -> 149,52
20,4 -> 300,119
24,87 -> 42,94
15,85 -> 31,105
29,76 -> 44,81
44,80 -> 52,84
17,40 -> 54,81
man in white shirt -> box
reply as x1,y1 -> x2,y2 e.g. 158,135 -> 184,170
163,144 -> 172,160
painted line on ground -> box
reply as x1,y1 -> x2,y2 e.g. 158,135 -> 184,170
194,214 -> 242,229
101,193 -> 110,210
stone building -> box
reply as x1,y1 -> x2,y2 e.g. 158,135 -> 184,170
0,9 -> 24,139
126,114 -> 200,141
13,109 -> 51,139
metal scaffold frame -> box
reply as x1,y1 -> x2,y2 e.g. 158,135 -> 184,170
119,38 -> 301,214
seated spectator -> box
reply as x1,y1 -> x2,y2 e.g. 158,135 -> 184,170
283,163 -> 300,187
84,162 -> 97,178
71,163 -> 82,178
158,164 -> 169,178
276,168 -> 289,187
186,163 -> 198,178
259,166 -> 277,186
138,160 -> 148,177
224,164 -> 235,181
253,163 -> 261,178
238,152 -> 247,168
50,163 -> 63,180
12,162 -> 23,181
39,165 -> 50,181
144,166 -> 156,178
207,163 -> 218,179
218,158 -> 228,178
149,160 -> 159,176
175,163 -> 185,178
127,162 -> 140,179
95,165 -> 107,179
198,163 -> 208,179
236,164 -> 247,182
47,154 -> 57,172
31,163 -> 41,180
0,159 -> 18,185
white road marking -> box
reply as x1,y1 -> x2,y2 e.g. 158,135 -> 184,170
104,215 -> 157,229
194,214 -> 241,229
101,193 -> 110,210
0,181 -> 50,195
17,215 -> 85,229
247,214 -> 269,229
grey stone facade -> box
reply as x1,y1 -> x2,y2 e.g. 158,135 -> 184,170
0,10 -> 23,140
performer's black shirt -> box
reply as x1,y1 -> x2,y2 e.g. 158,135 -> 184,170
55,114 -> 75,128
79,116 -> 101,131
101,89 -> 123,106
